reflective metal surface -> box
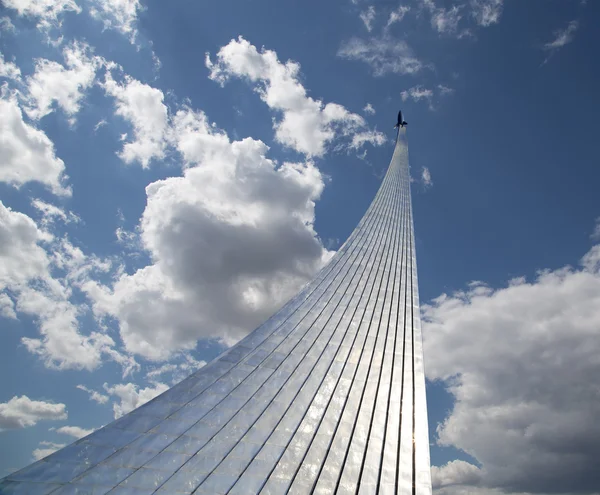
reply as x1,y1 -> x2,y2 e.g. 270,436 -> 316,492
0,129 -> 431,495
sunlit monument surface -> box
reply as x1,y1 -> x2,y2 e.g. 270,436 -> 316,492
0,128 -> 432,494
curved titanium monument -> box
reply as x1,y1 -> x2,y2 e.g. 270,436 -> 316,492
0,127 -> 431,494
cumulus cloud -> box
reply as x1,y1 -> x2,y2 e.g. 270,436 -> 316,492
423,242 -> 600,493
55,425 -> 94,439
0,202 -> 135,371
0,16 -> 16,33
82,107 -> 332,360
19,288 -> 115,371
438,84 -> 454,96
421,166 -> 432,187
93,118 -> 107,132
470,0 -> 503,26
338,36 -> 426,77
0,52 -> 21,80
401,85 -> 434,109
350,130 -> 386,150
0,95 -> 70,196
89,0 -> 143,42
103,381 -> 169,419
0,292 -> 16,319
359,5 -> 376,32
401,84 -> 453,110
24,41 -> 103,123
363,103 -> 375,115
401,85 -> 433,103
419,0 -> 463,34
76,384 -> 109,405
207,36 -> 385,156
543,20 -> 579,52
0,201 -> 54,292
0,395 -> 66,430
386,5 -> 410,28
31,199 -> 80,226
102,72 -> 169,167
432,460 -> 482,488
432,7 -> 463,34
1,0 -> 80,32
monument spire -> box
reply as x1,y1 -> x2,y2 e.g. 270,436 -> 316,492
0,127 -> 431,495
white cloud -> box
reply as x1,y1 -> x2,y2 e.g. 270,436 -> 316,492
363,103 -> 375,115
103,381 -> 169,419
207,36 -> 384,156
1,0 -> 81,32
432,460 -> 482,488
419,0 -> 470,36
102,72 -> 169,167
82,107 -> 332,360
401,85 -> 433,101
401,85 -> 434,106
544,20 -> 579,51
0,16 -> 16,33
338,36 -> 426,77
55,425 -> 94,439
31,199 -> 80,226
401,84 -> 453,110
423,242 -> 600,493
386,5 -> 410,28
0,95 -> 71,196
431,5 -> 462,34
438,84 -> 454,96
32,441 -> 66,461
421,166 -> 432,187
0,201 -> 54,292
18,287 -> 117,371
25,41 -> 103,122
0,292 -> 16,319
470,0 -> 503,26
76,384 -> 109,405
359,5 -> 376,32
0,202 -> 134,371
94,119 -> 107,132
89,0 -> 143,42
0,52 -> 21,80
350,130 -> 386,150
0,395 -> 66,430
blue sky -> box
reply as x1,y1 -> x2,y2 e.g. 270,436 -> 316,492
1,0 -> 600,492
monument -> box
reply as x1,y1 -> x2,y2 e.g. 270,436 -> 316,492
0,126 -> 431,494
